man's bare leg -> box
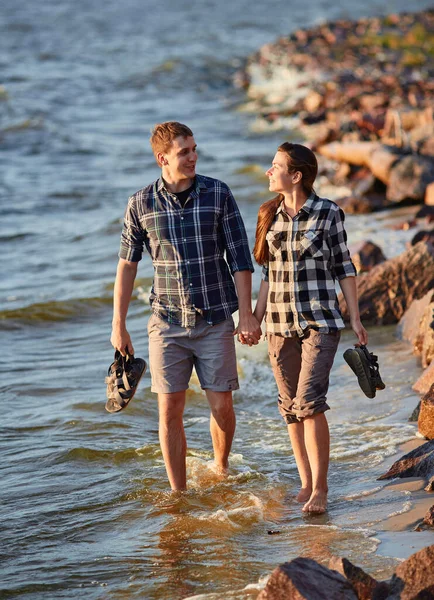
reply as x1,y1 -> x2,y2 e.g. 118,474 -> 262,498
287,421 -> 312,503
302,413 -> 330,514
158,391 -> 187,491
205,390 -> 236,474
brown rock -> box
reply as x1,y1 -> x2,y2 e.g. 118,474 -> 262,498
413,362 -> 434,396
377,439 -> 434,480
388,544 -> 434,599
424,505 -> 434,527
426,181 -> 434,207
349,240 -> 386,273
411,229 -> 434,246
415,205 -> 434,220
425,476 -> 434,492
420,302 -> 434,368
397,290 -> 434,351
419,384 -> 434,440
387,155 -> 434,203
336,195 -> 387,214
328,556 -> 389,600
368,146 -> 399,185
339,242 -> 434,325
257,558 -> 358,600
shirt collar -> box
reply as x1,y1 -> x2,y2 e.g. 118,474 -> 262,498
157,174 -> 206,195
276,191 -> 317,216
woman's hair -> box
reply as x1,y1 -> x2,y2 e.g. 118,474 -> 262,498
253,143 -> 318,265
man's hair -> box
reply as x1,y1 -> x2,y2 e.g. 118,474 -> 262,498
150,121 -> 194,165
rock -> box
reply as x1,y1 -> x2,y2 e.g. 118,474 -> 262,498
257,558 -> 358,600
424,505 -> 434,527
339,242 -> 434,325
425,476 -> 434,492
377,439 -> 434,480
318,141 -> 379,167
425,181 -> 434,207
328,556 -> 389,600
349,240 -> 386,273
387,155 -> 434,203
408,402 -> 421,422
413,362 -> 434,396
420,302 -> 434,368
336,195 -> 387,214
415,205 -> 434,220
397,290 -> 434,353
388,544 -> 434,599
411,229 -> 434,245
304,90 -> 324,113
368,146 -> 400,185
419,384 -> 434,440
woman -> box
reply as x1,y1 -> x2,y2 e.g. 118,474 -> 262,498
251,142 -> 367,514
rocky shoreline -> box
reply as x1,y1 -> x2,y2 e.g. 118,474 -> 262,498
236,9 -> 434,599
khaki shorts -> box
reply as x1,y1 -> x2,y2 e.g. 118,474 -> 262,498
268,329 -> 340,424
147,313 -> 239,394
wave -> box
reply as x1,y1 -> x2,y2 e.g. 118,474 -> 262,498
0,296 -> 113,324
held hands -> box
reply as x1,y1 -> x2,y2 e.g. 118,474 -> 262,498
110,325 -> 134,356
234,313 -> 262,346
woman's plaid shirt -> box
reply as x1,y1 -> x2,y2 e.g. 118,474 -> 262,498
119,174 -> 254,328
262,193 -> 356,337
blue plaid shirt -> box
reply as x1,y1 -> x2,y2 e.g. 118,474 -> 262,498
119,174 -> 254,327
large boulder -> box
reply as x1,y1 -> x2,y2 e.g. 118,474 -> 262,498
424,505 -> 434,527
339,242 -> 434,325
397,291 -> 434,351
419,384 -> 434,440
377,439 -> 434,480
257,558 -> 358,599
387,544 -> 434,599
387,155 -> 434,203
413,362 -> 434,396
349,241 -> 387,273
328,557 -> 389,600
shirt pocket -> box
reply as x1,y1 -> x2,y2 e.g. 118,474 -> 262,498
298,230 -> 324,259
266,231 -> 285,256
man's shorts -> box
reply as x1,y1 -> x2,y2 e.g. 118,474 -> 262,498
268,329 -> 341,424
147,312 -> 239,394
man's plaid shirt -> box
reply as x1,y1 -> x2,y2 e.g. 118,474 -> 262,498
119,174 -> 254,327
262,193 -> 356,337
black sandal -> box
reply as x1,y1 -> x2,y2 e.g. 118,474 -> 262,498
343,345 -> 385,399
105,350 -> 147,413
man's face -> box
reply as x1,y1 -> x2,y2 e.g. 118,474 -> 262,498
161,136 -> 197,181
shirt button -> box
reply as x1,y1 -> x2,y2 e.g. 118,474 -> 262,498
183,238 -> 186,241
181,217 -> 184,220
190,283 -> 193,286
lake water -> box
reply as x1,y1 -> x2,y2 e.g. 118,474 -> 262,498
1,0 -> 433,597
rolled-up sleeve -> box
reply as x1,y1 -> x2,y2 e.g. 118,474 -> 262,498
221,189 -> 254,274
119,196 -> 146,262
328,207 -> 357,280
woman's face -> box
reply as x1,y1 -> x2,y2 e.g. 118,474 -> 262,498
266,152 -> 297,194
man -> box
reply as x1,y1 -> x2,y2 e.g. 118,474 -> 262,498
111,121 -> 261,490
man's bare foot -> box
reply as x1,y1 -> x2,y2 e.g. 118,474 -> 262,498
209,461 -> 229,477
296,487 -> 312,503
302,490 -> 328,514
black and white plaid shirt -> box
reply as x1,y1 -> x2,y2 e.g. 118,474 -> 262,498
262,193 -> 356,336
119,174 -> 254,328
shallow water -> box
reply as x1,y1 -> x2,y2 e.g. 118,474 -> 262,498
1,0 -> 433,597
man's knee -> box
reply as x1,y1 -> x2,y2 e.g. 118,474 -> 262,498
158,392 -> 185,421
207,391 -> 234,422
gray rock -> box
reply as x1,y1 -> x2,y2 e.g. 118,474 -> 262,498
387,155 -> 434,203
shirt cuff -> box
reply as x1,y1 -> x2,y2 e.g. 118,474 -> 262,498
334,260 -> 357,280
119,245 -> 142,262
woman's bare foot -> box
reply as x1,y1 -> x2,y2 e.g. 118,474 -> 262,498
302,490 -> 328,514
296,487 -> 312,503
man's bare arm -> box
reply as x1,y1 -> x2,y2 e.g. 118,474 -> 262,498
111,258 -> 138,355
